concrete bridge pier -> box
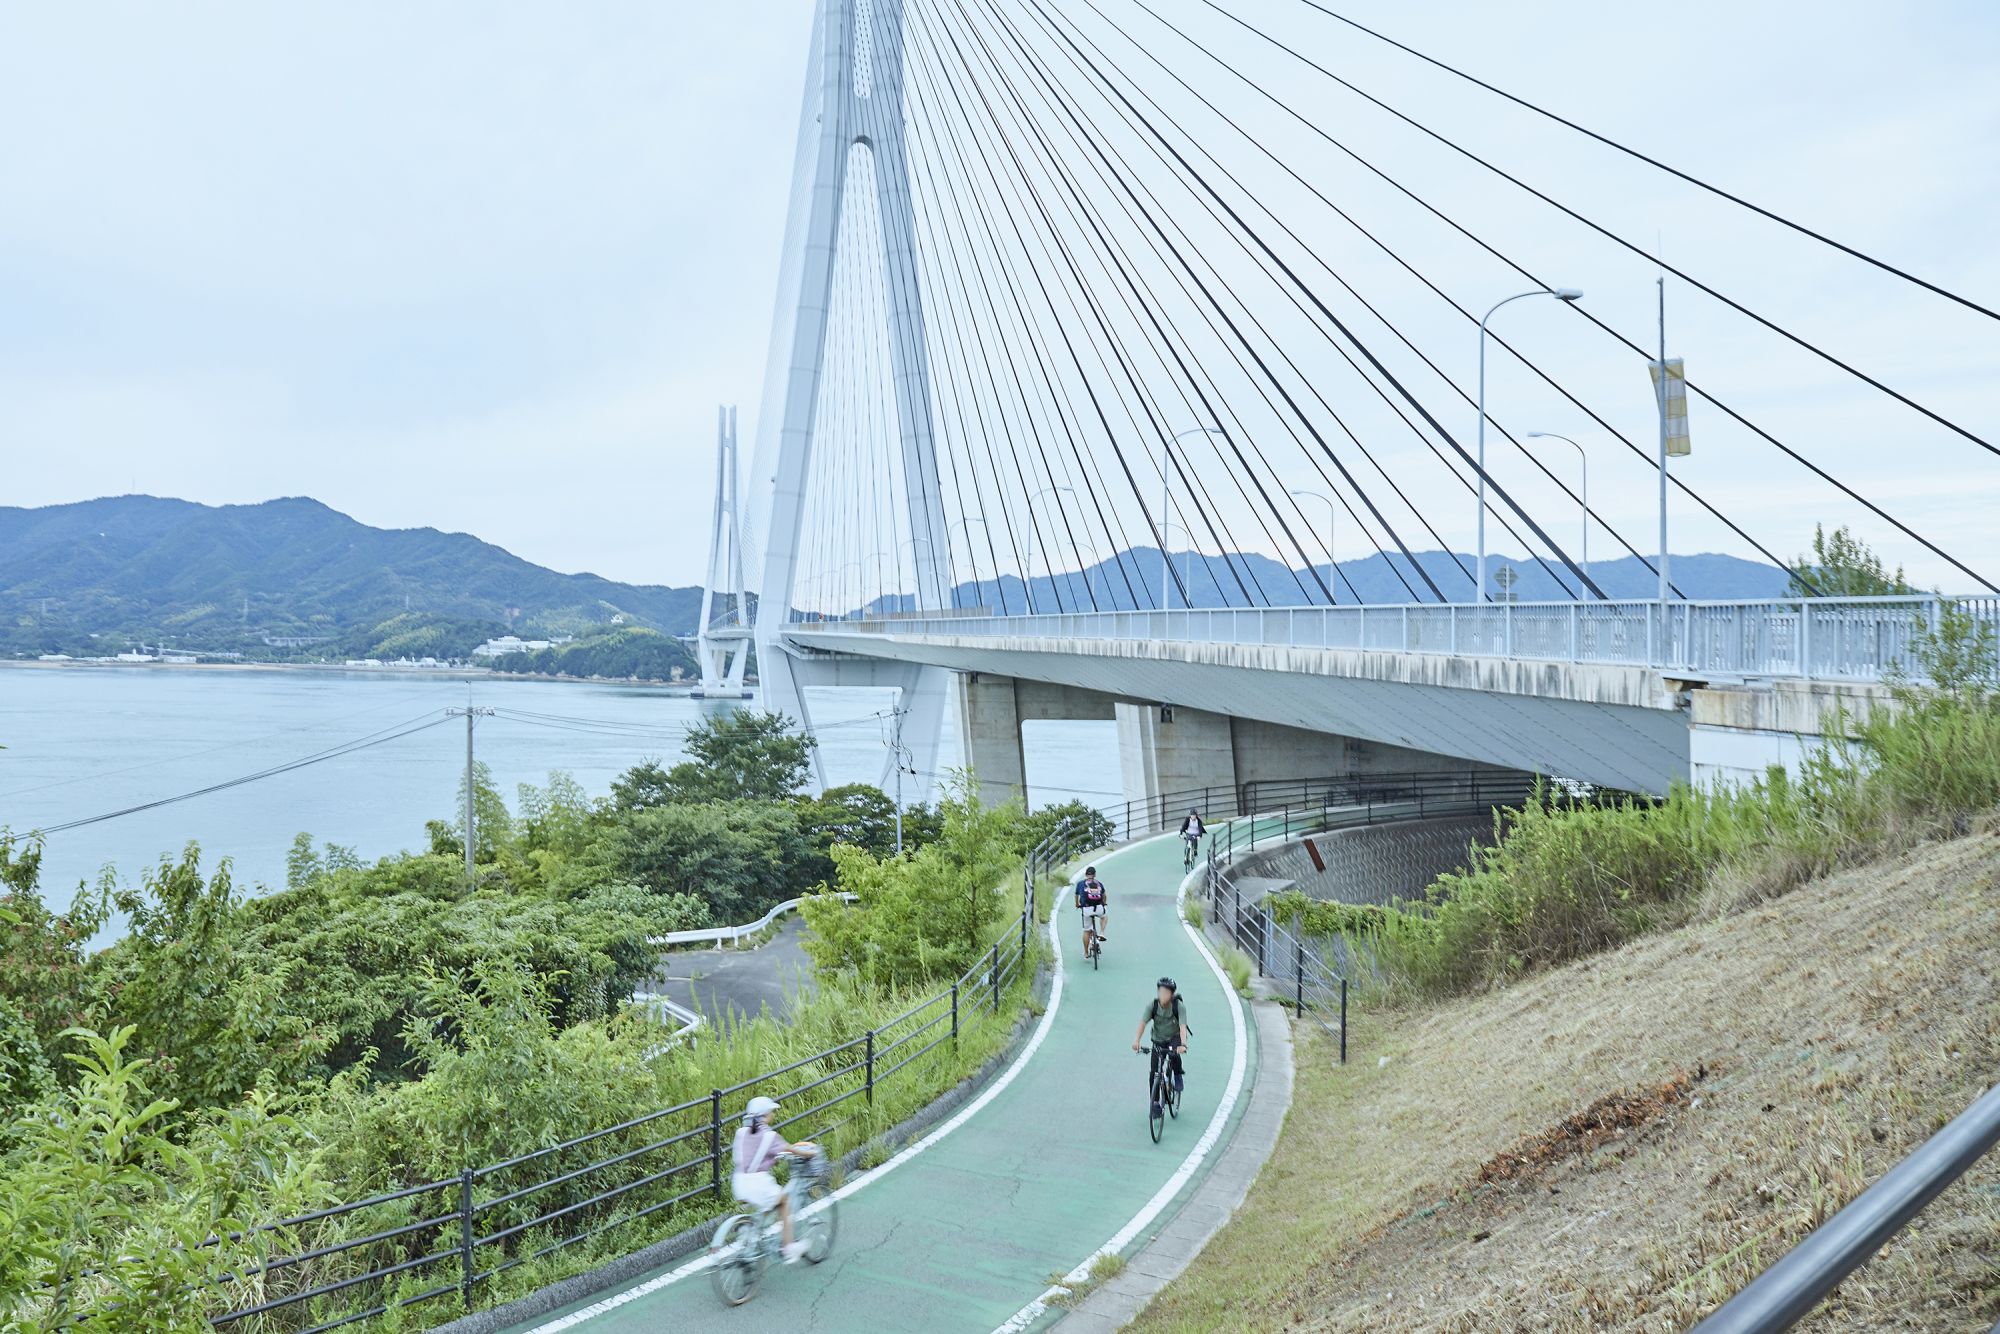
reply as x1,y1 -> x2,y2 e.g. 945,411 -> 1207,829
953,672 -> 1117,806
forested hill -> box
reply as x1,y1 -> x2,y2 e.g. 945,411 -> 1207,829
0,495 -> 702,660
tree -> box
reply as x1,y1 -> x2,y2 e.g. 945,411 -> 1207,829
1788,524 -> 1912,597
99,847 -> 329,1115
796,783 -> 903,858
454,760 -> 514,864
674,712 -> 815,802
609,759 -> 677,812
800,776 -> 1026,985
603,802 -> 818,923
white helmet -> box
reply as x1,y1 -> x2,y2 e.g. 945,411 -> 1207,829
745,1095 -> 781,1120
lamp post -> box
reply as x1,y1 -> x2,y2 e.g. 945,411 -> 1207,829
1163,427 -> 1225,609
1028,485 -> 1075,615
1163,522 -> 1194,610
1290,488 -> 1338,604
1523,432 -> 1589,590
1477,288 -> 1582,602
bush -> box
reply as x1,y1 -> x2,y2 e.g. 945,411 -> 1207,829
1271,604 -> 2000,1000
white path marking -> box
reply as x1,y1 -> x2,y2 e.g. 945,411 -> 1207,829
988,845 -> 1250,1334
519,897 -> 1071,1332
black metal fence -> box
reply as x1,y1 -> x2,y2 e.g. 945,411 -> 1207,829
1113,767 -> 1538,841
190,820 -> 1098,1333
1195,770 -> 1542,1065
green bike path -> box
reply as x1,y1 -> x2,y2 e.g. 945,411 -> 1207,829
495,832 -> 1255,1334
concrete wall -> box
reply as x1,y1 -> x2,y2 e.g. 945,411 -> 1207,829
1231,816 -> 1498,908
1687,679 -> 1889,789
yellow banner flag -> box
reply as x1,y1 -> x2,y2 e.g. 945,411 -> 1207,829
1649,357 -> 1691,456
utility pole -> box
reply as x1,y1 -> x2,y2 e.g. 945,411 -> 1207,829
888,706 -> 909,856
446,706 -> 495,883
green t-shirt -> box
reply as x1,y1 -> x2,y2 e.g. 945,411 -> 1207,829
1144,995 -> 1186,1046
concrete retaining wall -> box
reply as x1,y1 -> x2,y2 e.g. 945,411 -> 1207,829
1232,815 -> 1498,908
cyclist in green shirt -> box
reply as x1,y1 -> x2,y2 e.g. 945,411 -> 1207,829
1130,976 -> 1189,1096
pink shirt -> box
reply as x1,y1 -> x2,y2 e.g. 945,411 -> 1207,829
733,1123 -> 782,1174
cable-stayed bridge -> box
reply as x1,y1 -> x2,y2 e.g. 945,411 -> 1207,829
697,0 -> 1998,808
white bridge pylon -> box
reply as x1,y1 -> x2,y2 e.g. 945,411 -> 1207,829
742,0 -> 953,794
692,405 -> 753,700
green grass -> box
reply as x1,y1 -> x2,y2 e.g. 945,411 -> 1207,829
1182,898 -> 1204,929
1217,944 -> 1253,997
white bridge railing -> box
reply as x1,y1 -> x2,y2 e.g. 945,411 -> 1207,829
794,594 -> 1999,684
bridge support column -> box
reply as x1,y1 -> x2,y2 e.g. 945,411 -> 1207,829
955,673 -> 1120,807
1117,703 -> 1238,835
954,673 -> 1025,808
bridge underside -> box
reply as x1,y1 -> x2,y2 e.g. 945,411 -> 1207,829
782,628 -> 1692,795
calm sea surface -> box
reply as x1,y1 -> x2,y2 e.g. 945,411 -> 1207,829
0,666 -> 1117,931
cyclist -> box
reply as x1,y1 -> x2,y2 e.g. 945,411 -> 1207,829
731,1095 -> 817,1263
1178,808 -> 1206,864
1074,865 -> 1109,957
1130,977 -> 1190,1108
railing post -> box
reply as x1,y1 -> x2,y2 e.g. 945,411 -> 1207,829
709,1089 -> 722,1199
1295,946 -> 1304,1017
991,945 -> 1000,1012
458,1168 -> 476,1311
1504,599 -> 1513,656
1800,600 -> 1813,681
865,1030 -> 876,1104
951,983 -> 959,1043
1339,977 -> 1348,1064
1570,603 -> 1579,660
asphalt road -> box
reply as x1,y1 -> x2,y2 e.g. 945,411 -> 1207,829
653,916 -> 818,1026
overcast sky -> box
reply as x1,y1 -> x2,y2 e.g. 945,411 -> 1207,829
3,1 -> 1995,591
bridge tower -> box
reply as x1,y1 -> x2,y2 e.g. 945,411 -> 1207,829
742,0 -> 953,791
691,405 -> 753,700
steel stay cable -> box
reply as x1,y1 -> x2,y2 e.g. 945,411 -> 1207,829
1196,0 -> 1999,462
942,0 -> 1326,607
1018,0 -> 1610,601
1286,0 -> 2000,327
1023,0 -> 1583,599
1187,0 -> 1995,590
1106,0 -> 1813,590
907,12 -> 1153,610
954,0 -> 1435,604
922,0 -> 1278,608
973,0 -> 1453,601
1104,0 -> 1695,595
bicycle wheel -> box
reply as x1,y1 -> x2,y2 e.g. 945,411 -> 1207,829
1167,1076 -> 1181,1119
1148,1076 -> 1165,1143
799,1173 -> 839,1263
1092,936 -> 1100,970
708,1212 -> 766,1306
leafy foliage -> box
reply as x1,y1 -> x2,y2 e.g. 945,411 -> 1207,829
486,626 -> 698,683
800,775 -> 1029,986
1787,523 -> 1913,597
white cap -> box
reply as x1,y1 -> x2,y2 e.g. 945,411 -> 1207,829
745,1095 -> 781,1119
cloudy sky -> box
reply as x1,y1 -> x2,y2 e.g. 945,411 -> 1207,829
2,1 -> 1995,591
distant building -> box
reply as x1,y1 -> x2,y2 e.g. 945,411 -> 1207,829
114,651 -> 156,663
472,636 -> 552,658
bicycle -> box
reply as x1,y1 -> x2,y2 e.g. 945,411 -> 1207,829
1181,830 -> 1201,868
1142,1043 -> 1184,1143
1080,906 -> 1104,971
707,1149 -> 838,1306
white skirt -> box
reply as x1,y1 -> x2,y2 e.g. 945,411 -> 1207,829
732,1170 -> 782,1211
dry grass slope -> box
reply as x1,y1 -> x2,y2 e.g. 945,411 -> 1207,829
1135,827 -> 2000,1332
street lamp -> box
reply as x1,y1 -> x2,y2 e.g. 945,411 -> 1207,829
1290,488 -> 1338,604
1163,427 -> 1225,609
1028,485 -> 1076,614
1163,522 -> 1195,609
1523,432 -> 1590,589
1477,287 -> 1582,602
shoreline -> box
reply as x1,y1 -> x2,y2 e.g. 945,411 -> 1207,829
0,658 -> 733,694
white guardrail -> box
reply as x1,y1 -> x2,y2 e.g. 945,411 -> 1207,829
649,891 -> 857,949
794,594 -> 2000,685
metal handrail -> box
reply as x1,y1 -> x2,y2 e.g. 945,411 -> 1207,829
796,593 -> 1999,685
1693,1082 -> 2000,1331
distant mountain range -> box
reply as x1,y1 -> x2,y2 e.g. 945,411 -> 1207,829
890,547 -> 1793,615
0,496 -> 703,661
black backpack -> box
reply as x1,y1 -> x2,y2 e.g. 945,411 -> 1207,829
1146,995 -> 1185,1030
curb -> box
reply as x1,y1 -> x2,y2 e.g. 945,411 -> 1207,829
428,961 -> 1055,1334
1055,999 -> 1296,1332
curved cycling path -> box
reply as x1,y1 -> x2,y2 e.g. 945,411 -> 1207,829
495,832 -> 1257,1334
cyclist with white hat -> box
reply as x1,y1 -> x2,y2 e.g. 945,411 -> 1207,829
731,1095 -> 818,1262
